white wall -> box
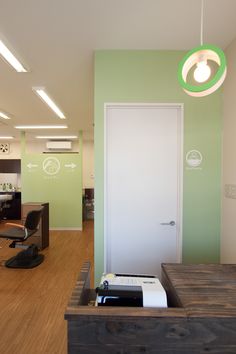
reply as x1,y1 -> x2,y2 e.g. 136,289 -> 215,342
83,140 -> 94,188
222,37 -> 236,262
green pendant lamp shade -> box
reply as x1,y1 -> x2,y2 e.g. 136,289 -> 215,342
178,44 -> 227,97
178,1 -> 227,97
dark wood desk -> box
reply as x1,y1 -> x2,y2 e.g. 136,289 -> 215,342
162,263 -> 236,309
65,263 -> 236,354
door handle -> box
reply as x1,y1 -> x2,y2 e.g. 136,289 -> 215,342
160,220 -> 176,226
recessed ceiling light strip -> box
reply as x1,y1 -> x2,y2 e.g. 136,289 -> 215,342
32,87 -> 66,119
35,135 -> 78,139
15,125 -> 67,129
0,111 -> 11,119
0,40 -> 27,72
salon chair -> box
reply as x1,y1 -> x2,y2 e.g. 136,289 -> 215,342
0,209 -> 44,268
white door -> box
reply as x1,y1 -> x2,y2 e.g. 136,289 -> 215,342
104,104 -> 182,277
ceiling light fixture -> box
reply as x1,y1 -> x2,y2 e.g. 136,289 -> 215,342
0,136 -> 14,139
0,111 -> 11,119
0,40 -> 28,72
35,135 -> 78,139
32,87 -> 66,119
193,59 -> 211,83
178,0 -> 227,97
15,125 -> 68,129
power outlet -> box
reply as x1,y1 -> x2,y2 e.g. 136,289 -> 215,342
225,184 -> 236,199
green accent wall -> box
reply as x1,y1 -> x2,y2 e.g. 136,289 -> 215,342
94,50 -> 222,284
21,133 -> 83,229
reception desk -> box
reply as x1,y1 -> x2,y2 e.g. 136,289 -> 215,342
65,263 -> 236,354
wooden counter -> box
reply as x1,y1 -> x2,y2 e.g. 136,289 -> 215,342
65,263 -> 236,353
162,263 -> 236,309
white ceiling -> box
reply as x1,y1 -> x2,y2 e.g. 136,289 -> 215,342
0,0 -> 236,141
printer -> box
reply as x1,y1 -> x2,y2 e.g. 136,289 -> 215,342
96,273 -> 167,308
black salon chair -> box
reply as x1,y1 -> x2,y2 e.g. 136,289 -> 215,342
0,209 -> 44,268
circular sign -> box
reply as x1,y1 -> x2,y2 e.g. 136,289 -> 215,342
43,157 -> 60,175
186,150 -> 202,167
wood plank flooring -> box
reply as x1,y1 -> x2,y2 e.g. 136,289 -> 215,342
0,220 -> 94,354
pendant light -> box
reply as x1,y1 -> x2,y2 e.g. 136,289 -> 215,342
178,0 -> 227,97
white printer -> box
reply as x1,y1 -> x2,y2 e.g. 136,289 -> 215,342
96,273 -> 167,308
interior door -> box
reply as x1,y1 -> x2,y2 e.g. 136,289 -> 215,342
105,104 -> 182,277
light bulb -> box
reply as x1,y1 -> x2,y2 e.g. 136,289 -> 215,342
194,60 -> 211,83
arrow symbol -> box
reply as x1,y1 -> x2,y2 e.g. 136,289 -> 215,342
27,163 -> 38,169
65,163 -> 77,169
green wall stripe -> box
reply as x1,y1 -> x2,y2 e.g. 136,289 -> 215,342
94,50 -> 222,285
21,133 -> 83,229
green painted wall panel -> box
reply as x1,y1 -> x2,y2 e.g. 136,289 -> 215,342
21,142 -> 82,229
94,50 -> 222,284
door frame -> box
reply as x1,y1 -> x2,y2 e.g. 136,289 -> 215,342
104,102 -> 184,272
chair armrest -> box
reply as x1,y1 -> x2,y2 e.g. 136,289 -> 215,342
5,223 -> 25,229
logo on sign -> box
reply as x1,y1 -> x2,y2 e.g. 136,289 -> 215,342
186,150 -> 202,168
43,157 -> 60,175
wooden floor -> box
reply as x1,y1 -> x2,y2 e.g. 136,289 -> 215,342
0,220 -> 94,354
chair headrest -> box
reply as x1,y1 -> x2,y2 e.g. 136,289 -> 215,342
24,209 -> 43,230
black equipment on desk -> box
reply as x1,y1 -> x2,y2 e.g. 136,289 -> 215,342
96,283 -> 143,307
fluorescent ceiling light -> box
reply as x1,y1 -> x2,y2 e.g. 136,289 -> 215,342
32,87 -> 66,119
15,125 -> 67,129
36,135 -> 78,139
0,40 -> 27,72
0,136 -> 14,139
0,111 -> 11,119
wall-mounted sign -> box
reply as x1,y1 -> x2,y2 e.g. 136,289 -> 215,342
64,162 -> 77,169
43,157 -> 61,175
26,157 -> 77,178
27,163 -> 38,169
186,150 -> 202,168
